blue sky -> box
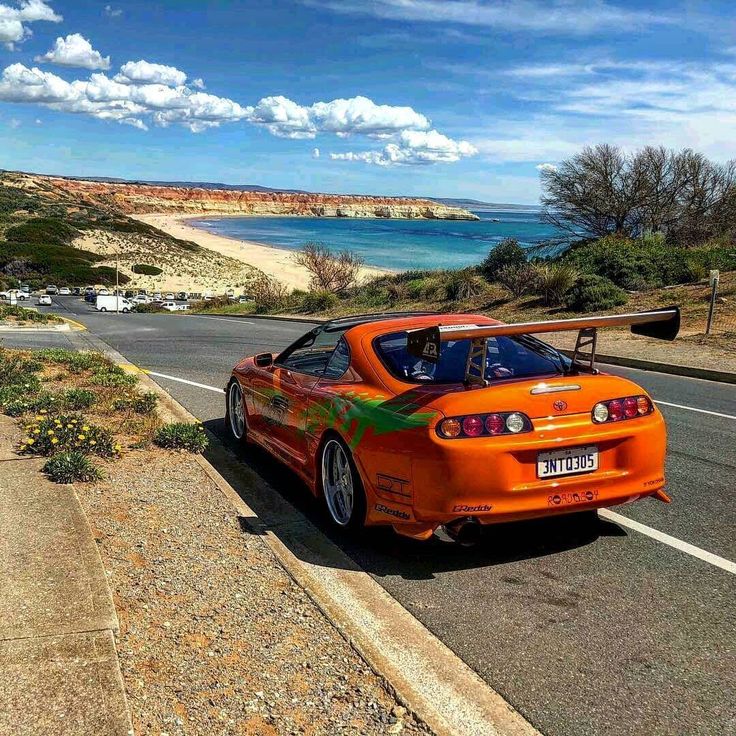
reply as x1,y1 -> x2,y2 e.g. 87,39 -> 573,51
1,0 -> 735,203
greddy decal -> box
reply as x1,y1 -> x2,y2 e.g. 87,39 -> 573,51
452,504 -> 493,513
375,503 -> 411,521
548,490 -> 598,506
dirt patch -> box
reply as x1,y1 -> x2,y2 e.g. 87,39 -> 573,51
76,450 -> 430,736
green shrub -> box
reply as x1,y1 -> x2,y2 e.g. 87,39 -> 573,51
89,363 -> 138,388
113,391 -> 158,415
153,422 -> 208,453
565,274 -> 628,312
133,302 -> 164,313
480,239 -> 526,281
300,290 -> 339,312
443,270 -> 485,301
132,263 -> 163,276
0,351 -> 44,386
4,217 -> 80,246
561,235 -> 701,290
0,305 -> 58,324
533,263 -> 579,306
20,413 -> 119,457
62,388 -> 96,410
43,451 -> 103,483
35,348 -> 107,372
3,391 -> 58,417
497,264 -> 538,298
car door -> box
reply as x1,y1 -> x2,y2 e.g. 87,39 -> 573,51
268,326 -> 347,466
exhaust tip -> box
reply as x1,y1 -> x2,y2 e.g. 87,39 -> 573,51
443,517 -> 482,546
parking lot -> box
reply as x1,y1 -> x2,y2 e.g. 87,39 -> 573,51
3,299 -> 735,736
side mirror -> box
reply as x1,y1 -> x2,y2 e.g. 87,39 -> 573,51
254,352 -> 273,368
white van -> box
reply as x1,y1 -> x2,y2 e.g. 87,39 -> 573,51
95,295 -> 133,313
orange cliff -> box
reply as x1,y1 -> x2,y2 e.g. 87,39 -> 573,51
10,172 -> 480,221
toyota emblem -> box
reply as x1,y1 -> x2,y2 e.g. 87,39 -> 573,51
553,399 -> 568,411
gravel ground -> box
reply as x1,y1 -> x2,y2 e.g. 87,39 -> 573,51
77,449 -> 432,736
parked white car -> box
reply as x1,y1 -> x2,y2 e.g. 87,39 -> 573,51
37,295 -> 52,306
98,287 -> 110,296
0,290 -> 29,301
95,295 -> 133,313
58,287 -> 71,296
161,301 -> 190,312
131,294 -> 149,305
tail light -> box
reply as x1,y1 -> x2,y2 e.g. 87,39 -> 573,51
592,395 -> 653,424
438,412 -> 532,439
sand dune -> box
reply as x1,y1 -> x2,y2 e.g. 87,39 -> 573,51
132,213 -> 389,291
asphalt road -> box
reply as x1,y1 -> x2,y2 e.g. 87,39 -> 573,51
4,297 -> 735,736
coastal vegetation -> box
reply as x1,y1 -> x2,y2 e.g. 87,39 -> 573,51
0,171 -> 259,293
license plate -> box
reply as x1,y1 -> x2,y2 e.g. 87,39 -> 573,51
537,445 -> 598,478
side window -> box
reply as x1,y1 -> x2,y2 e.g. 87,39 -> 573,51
278,327 -> 346,376
322,337 -> 351,379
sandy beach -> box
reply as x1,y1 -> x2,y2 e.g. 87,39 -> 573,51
132,213 -> 389,291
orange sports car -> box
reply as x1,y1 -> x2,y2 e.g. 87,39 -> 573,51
226,308 -> 679,542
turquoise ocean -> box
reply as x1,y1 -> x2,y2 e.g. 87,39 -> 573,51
188,209 -> 565,272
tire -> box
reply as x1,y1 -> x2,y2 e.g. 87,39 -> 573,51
225,379 -> 247,444
99,307 -> 107,312
319,436 -> 366,530
122,308 -> 129,313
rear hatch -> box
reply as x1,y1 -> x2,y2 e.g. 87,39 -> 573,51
416,373 -> 641,420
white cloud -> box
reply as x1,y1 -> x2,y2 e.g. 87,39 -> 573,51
331,129 -> 477,166
115,60 -> 187,87
305,0 -> 672,35
244,94 -> 430,139
104,4 -> 121,18
0,63 -> 249,132
0,59 -> 471,166
0,0 -> 61,48
36,33 -> 110,70
536,163 -> 557,173
191,77 -> 205,90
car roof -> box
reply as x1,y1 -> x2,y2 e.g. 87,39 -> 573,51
322,311 -> 442,333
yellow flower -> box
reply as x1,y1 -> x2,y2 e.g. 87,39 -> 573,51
40,409 -> 47,414
27,439 -> 34,445
33,429 -> 40,435
55,420 -> 62,426
51,437 -> 59,445
47,430 -> 54,436
90,440 -> 96,446
66,424 -> 73,429
114,443 -> 121,451
78,434 -> 86,440
35,415 -> 44,421
82,425 -> 89,431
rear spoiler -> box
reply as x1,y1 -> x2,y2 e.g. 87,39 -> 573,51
406,307 -> 680,386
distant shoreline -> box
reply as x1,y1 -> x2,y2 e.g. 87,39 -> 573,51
131,213 -> 390,291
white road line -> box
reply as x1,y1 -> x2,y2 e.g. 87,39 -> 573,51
146,370 -> 224,393
599,509 -> 736,574
654,400 -> 736,421
186,315 -> 254,325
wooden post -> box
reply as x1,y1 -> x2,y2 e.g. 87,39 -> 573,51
706,270 -> 719,335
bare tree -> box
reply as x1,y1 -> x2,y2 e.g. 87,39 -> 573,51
541,144 -> 736,244
294,242 -> 364,293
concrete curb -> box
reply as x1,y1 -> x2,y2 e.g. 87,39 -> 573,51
559,349 -> 736,384
116,362 -> 540,736
192,311 -> 322,324
0,322 -> 70,333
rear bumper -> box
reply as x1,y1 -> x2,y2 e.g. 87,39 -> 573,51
374,410 -> 667,533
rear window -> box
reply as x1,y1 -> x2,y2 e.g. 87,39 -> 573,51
375,331 -> 569,384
